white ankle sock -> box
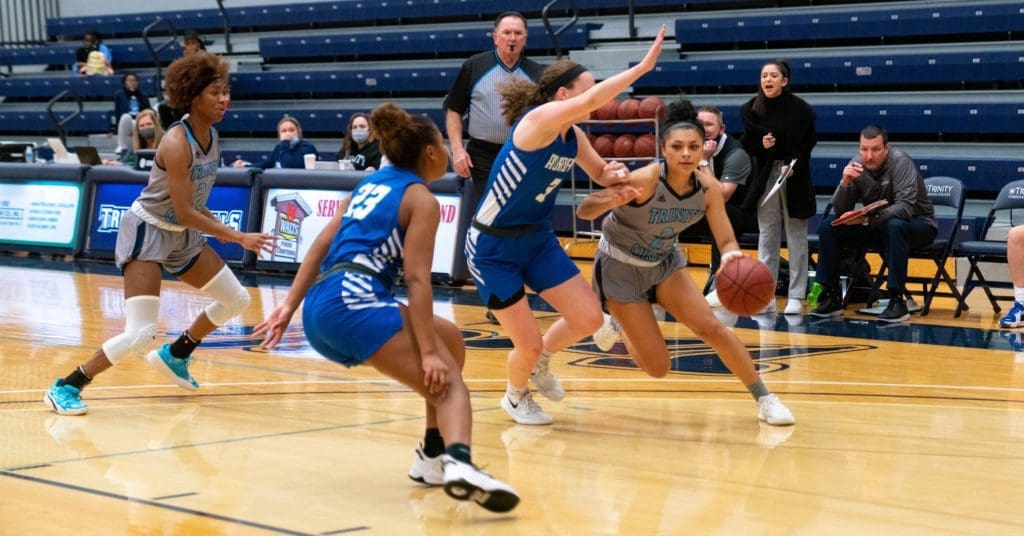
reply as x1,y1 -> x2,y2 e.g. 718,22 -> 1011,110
1015,287 -> 1024,304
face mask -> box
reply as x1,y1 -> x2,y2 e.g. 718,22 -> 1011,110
351,128 -> 369,144
288,136 -> 301,149
139,127 -> 155,140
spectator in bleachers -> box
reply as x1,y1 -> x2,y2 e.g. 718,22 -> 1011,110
183,31 -> 207,56
111,73 -> 153,147
1000,226 -> 1024,328
119,109 -> 164,168
76,30 -> 113,76
336,113 -> 381,171
676,105 -> 754,303
444,11 -> 542,209
739,59 -> 817,316
233,116 -> 317,169
810,125 -> 936,324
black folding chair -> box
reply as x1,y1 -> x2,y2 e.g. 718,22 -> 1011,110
954,179 -> 1024,317
865,176 -> 966,315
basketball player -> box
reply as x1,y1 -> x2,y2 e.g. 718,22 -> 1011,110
44,52 -> 277,416
584,98 -> 795,426
464,26 -> 666,425
253,103 -> 519,513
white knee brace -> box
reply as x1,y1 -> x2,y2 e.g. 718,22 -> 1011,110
102,295 -> 160,364
202,265 -> 251,326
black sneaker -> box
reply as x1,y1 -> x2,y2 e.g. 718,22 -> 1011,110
877,295 -> 910,323
810,289 -> 844,318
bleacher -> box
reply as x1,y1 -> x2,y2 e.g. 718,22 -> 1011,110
0,0 -> 1021,202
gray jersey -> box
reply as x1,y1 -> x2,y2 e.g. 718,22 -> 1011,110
132,119 -> 220,231
601,166 -> 706,265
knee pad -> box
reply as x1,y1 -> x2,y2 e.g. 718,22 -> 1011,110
202,265 -> 251,326
102,295 -> 160,364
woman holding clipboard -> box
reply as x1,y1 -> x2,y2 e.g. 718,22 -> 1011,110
739,59 -> 818,316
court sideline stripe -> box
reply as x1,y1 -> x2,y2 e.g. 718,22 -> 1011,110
0,469 -> 316,535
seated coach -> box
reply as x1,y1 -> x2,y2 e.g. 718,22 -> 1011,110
810,125 -> 936,323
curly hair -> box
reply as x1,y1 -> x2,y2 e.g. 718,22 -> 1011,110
370,103 -> 439,170
498,59 -> 586,127
164,52 -> 228,112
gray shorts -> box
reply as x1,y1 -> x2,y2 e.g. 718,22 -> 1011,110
114,210 -> 207,275
592,248 -> 686,304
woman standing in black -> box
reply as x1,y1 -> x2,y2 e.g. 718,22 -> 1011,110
740,59 -> 817,316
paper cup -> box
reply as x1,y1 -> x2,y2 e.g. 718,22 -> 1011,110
304,154 -> 316,169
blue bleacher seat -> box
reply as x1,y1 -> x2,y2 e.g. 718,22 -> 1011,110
228,68 -> 458,97
258,23 -> 600,61
674,2 -> 1024,47
0,42 -> 181,69
636,49 -> 1024,90
0,74 -> 157,99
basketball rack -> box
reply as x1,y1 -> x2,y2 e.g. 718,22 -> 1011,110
565,113 -> 661,258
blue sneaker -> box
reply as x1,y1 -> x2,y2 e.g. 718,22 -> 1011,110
146,343 -> 199,390
999,301 -> 1024,328
43,379 -> 88,415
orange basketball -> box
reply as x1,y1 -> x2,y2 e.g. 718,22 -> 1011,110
613,134 -> 636,158
715,255 -> 775,316
638,96 -> 665,120
594,100 -> 620,121
593,134 -> 616,158
634,133 -> 657,158
618,98 -> 641,120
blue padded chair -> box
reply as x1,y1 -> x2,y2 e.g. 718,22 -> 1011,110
954,179 -> 1024,317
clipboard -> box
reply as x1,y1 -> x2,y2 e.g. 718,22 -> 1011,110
760,158 -> 798,207
831,199 -> 889,226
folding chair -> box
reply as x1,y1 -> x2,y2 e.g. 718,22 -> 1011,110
954,179 -> 1024,317
864,176 -> 966,315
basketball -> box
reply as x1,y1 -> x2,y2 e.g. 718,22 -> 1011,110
613,134 -> 636,158
634,133 -> 657,158
593,134 -> 616,158
715,255 -> 775,316
594,99 -> 620,121
617,98 -> 641,120
637,96 -> 665,120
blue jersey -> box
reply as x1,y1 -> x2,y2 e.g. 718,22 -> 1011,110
474,120 -> 579,228
320,166 -> 424,285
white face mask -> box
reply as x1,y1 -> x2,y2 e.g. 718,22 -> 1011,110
351,128 -> 369,144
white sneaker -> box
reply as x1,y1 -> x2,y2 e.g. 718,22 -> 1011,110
441,455 -> 520,513
757,394 -> 795,426
530,354 -> 565,401
759,299 -> 777,314
592,313 -> 621,352
783,299 -> 803,315
501,389 -> 553,425
408,444 -> 444,486
705,289 -> 722,308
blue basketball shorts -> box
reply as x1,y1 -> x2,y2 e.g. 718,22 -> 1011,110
302,271 -> 403,367
464,227 -> 579,308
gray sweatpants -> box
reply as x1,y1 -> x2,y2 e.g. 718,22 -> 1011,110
757,180 -> 809,301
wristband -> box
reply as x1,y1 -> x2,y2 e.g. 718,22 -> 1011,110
721,250 -> 742,262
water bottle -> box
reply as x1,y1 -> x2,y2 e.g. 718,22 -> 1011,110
807,281 -> 823,308
24,145 -> 34,163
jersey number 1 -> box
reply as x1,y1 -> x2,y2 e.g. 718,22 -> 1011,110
535,178 -> 562,203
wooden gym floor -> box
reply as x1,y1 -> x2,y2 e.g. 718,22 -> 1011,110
1,251 -> 1022,535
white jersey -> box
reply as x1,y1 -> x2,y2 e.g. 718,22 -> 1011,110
132,118 -> 220,232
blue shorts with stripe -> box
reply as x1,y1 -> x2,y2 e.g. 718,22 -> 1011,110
302,271 -> 403,367
464,227 -> 579,308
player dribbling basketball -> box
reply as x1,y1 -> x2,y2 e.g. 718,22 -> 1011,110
581,97 -> 795,426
